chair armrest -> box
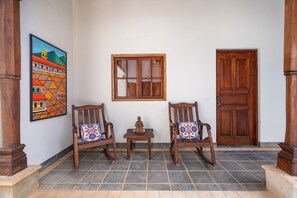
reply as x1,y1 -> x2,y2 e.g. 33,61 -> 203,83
201,123 -> 211,130
169,121 -> 178,141
73,125 -> 78,133
104,122 -> 115,138
201,122 -> 213,141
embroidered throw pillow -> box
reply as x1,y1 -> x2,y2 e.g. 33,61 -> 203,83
178,121 -> 200,140
80,123 -> 104,143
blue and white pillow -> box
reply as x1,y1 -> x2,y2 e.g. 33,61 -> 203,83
80,123 -> 105,143
178,121 -> 200,140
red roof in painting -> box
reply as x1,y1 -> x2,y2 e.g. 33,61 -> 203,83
32,55 -> 66,71
33,93 -> 46,101
32,79 -> 42,86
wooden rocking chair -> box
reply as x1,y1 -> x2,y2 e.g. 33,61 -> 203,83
72,103 -> 117,168
168,102 -> 216,166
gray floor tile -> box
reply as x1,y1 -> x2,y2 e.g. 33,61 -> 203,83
215,153 -> 233,161
229,171 -> 262,183
102,171 -> 127,183
148,171 -> 169,183
80,171 -> 107,184
58,171 -> 87,184
209,171 -> 238,183
132,152 -> 149,160
75,184 -> 99,190
184,161 -> 205,170
81,153 -> 102,161
164,152 -> 176,161
227,154 -> 249,161
180,153 -> 199,161
188,171 -> 215,183
170,184 -> 195,191
117,153 -> 129,161
166,161 -> 186,170
98,184 -> 122,190
219,184 -> 246,191
237,161 -> 263,170
76,161 -> 96,171
40,171 -> 68,184
125,171 -> 147,183
123,184 -> 146,190
253,160 -> 274,166
242,154 -> 265,160
151,152 -> 165,161
195,184 -> 221,191
220,161 -> 244,170
259,154 -> 277,161
148,162 -> 166,170
250,171 -> 266,183
110,161 -> 130,170
52,184 -> 77,190
91,161 -> 113,170
130,161 -> 147,170
243,183 -> 266,191
54,161 -> 74,171
202,162 -> 224,170
168,171 -> 192,183
147,184 -> 171,191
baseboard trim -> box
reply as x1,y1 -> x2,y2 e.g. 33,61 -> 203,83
257,142 -> 280,147
40,145 -> 73,171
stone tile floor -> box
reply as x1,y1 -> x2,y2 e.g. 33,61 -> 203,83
39,149 -> 277,192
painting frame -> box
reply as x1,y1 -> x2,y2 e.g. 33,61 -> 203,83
30,34 -> 67,121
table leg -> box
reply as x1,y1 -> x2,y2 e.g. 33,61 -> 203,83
148,139 -> 151,160
127,139 -> 131,160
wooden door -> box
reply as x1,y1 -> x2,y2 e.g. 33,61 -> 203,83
216,50 -> 258,145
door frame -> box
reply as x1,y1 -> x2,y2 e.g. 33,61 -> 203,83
216,49 -> 258,145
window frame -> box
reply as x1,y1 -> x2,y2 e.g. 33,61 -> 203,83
112,54 -> 167,101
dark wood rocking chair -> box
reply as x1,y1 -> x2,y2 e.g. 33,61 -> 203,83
168,102 -> 216,166
72,103 -> 117,168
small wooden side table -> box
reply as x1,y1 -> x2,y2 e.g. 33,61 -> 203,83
123,128 -> 154,160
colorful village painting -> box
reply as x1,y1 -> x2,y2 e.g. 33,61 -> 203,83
30,35 -> 67,121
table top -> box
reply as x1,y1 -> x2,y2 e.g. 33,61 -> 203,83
124,128 -> 154,138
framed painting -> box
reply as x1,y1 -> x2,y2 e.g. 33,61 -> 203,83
30,34 -> 67,121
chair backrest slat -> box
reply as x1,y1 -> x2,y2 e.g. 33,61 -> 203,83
183,107 -> 188,121
174,108 -> 178,123
189,107 -> 193,122
178,108 -> 183,122
78,110 -> 83,126
72,104 -> 106,138
90,109 -> 95,123
84,110 -> 89,124
169,102 -> 200,131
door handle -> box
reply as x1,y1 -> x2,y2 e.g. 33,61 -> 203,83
216,96 -> 222,106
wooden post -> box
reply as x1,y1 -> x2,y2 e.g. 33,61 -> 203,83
277,0 -> 297,176
0,0 -> 27,176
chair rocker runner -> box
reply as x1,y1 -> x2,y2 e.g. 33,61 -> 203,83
72,103 -> 117,168
168,102 -> 216,166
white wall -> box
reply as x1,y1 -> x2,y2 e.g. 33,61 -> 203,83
20,0 -> 74,165
73,0 -> 285,144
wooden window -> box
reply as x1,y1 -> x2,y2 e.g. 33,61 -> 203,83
112,54 -> 166,101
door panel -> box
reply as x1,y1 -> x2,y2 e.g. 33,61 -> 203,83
219,110 -> 233,136
216,50 -> 257,145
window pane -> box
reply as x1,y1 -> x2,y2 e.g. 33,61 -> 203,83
116,59 -> 126,77
152,79 -> 162,96
142,79 -> 151,97
128,60 -> 137,77
127,79 -> 137,97
152,60 -> 162,77
117,79 -> 126,97
142,60 -> 151,78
